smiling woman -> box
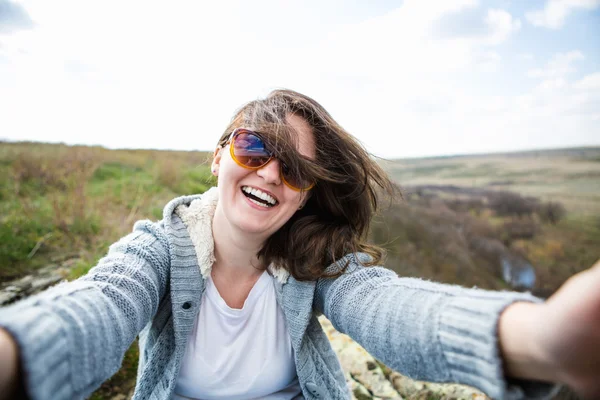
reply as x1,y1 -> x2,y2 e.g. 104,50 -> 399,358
0,89 -> 600,400
210,91 -> 393,282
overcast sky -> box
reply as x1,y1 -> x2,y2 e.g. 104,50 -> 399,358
0,0 -> 598,158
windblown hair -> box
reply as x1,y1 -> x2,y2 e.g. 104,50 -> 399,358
216,89 -> 397,281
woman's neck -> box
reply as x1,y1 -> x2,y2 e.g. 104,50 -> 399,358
211,207 -> 266,282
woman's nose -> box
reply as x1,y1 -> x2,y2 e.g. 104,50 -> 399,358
256,158 -> 281,186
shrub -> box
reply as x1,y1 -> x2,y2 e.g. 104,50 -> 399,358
461,215 -> 496,238
501,217 -> 539,244
536,201 -> 566,225
487,190 -> 537,217
444,198 -> 485,214
468,236 -> 507,276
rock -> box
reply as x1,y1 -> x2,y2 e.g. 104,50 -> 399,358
37,264 -> 60,274
0,259 -> 80,306
318,316 -> 489,400
11,275 -> 34,291
390,372 -> 488,400
50,252 -> 80,263
0,291 -> 18,306
319,316 -> 402,399
61,258 -> 81,269
30,275 -> 62,290
348,372 -> 376,400
338,341 -> 402,399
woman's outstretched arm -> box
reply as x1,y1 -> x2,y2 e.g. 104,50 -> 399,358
314,253 -> 573,399
0,219 -> 171,400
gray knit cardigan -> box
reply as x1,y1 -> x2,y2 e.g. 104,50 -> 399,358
0,188 -> 558,400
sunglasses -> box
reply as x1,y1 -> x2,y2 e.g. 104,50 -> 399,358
226,128 -> 315,192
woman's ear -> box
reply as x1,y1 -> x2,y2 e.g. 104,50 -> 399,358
211,147 -> 222,176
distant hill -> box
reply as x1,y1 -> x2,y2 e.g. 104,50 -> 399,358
381,146 -> 600,216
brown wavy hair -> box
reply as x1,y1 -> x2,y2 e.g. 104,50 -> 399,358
215,89 -> 397,281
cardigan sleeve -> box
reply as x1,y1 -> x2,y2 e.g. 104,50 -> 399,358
0,219 -> 171,400
314,252 -> 561,400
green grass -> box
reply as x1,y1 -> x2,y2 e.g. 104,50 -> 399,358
91,162 -> 144,182
0,143 -> 215,281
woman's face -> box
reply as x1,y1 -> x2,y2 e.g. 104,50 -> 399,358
212,114 -> 315,238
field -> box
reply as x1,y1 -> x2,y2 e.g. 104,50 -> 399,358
383,147 -> 600,216
1,142 -> 599,399
1,142 -> 215,281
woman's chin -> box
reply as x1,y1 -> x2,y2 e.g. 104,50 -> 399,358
232,211 -> 289,238
234,220 -> 273,237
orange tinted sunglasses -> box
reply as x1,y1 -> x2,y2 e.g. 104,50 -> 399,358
226,128 -> 315,192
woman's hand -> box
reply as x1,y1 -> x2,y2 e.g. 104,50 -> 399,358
500,259 -> 600,399
536,259 -> 600,398
0,328 -> 22,400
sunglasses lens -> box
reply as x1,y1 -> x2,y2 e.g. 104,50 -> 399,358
281,162 -> 314,191
233,131 -> 271,167
232,129 -> 314,191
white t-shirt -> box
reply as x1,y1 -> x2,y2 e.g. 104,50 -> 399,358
172,270 -> 303,400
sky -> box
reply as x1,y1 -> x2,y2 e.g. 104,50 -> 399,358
0,0 -> 598,158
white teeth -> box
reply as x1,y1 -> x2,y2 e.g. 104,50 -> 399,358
249,198 -> 269,208
242,186 -> 276,206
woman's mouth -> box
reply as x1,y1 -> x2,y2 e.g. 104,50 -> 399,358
241,186 -> 278,208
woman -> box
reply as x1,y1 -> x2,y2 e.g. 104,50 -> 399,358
0,89 -> 599,400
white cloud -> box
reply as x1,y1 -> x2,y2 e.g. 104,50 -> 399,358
483,9 -> 521,45
519,53 -> 535,61
537,78 -> 568,91
574,72 -> 600,90
528,50 -> 584,78
526,0 -> 600,29
520,53 -> 599,122
475,51 -> 502,72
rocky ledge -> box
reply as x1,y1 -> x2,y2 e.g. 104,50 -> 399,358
319,316 -> 489,400
0,263 -> 76,306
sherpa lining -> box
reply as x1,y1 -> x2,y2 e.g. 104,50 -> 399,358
174,187 -> 290,284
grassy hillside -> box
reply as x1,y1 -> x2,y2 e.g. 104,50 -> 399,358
1,141 -> 215,281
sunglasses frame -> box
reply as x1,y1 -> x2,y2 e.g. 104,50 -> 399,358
226,128 -> 315,192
